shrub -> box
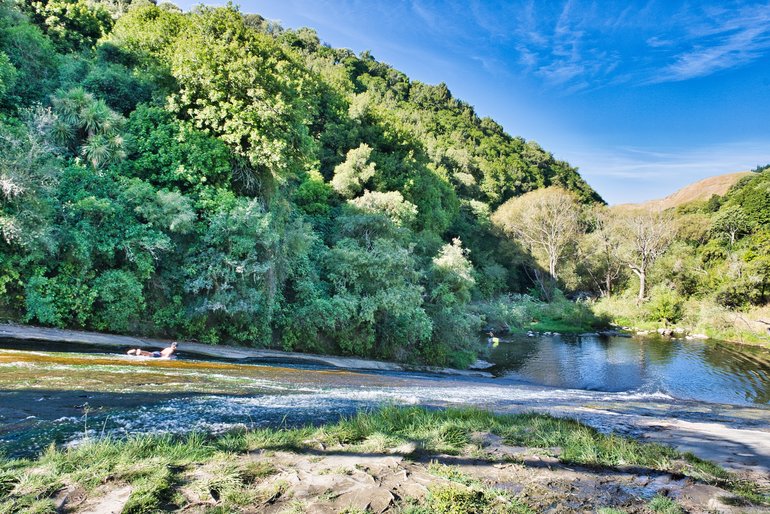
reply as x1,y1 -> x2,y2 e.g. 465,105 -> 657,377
646,285 -> 684,324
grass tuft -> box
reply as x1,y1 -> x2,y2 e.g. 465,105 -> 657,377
426,482 -> 532,514
648,494 -> 684,514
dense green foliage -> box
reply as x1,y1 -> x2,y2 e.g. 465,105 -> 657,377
0,0 -> 605,366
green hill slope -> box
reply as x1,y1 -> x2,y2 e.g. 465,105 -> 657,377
0,0 -> 600,366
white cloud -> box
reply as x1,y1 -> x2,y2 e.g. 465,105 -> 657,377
651,4 -> 770,82
502,1 -> 770,90
510,0 -> 630,92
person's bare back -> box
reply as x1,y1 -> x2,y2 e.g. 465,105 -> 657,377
127,342 -> 178,358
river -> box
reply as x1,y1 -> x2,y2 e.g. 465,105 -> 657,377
1,334 -> 769,479
487,333 -> 770,405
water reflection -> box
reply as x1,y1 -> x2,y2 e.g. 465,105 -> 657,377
487,335 -> 770,405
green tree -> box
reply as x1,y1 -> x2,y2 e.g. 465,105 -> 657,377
21,0 -> 113,52
293,171 -> 334,216
117,105 -> 234,206
91,269 -> 145,332
0,115 -> 58,249
49,87 -> 127,168
0,50 -> 16,103
323,236 -> 432,359
0,2 -> 59,106
348,190 -> 417,226
424,238 -> 482,366
711,205 -> 752,246
184,198 -> 279,344
492,187 -> 581,281
331,143 -> 376,198
82,61 -> 154,115
167,5 -> 317,186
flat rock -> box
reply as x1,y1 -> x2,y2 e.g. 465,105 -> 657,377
468,359 -> 495,370
335,486 -> 393,513
675,483 -> 762,514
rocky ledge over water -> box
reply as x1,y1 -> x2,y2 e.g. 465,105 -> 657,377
0,323 -> 492,378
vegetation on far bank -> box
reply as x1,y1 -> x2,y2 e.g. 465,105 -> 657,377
1,406 -> 766,513
474,292 -> 607,335
594,294 -> 770,348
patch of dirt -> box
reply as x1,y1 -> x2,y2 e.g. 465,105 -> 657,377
76,484 -> 132,514
52,484 -> 87,511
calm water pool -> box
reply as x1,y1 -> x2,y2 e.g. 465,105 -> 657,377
486,334 -> 770,405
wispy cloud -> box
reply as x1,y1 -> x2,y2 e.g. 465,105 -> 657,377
651,3 -> 770,83
646,36 -> 673,48
497,1 -> 770,91
511,0 -> 627,93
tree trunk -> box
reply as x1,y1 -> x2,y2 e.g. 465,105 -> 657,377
549,253 -> 558,280
638,271 -> 646,302
605,273 -> 612,298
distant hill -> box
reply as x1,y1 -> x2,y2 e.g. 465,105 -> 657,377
618,171 -> 751,210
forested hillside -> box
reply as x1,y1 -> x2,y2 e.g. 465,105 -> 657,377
0,0 -> 601,366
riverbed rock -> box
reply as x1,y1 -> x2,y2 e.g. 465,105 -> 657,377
52,484 -> 87,512
675,483 -> 757,514
468,359 -> 495,370
336,487 -> 394,513
598,329 -> 631,337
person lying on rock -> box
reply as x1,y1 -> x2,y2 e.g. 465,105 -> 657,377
127,341 -> 178,358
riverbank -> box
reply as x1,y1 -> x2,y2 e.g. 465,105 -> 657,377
477,293 -> 770,350
2,407 -> 767,513
0,323 -> 492,377
593,296 -> 770,350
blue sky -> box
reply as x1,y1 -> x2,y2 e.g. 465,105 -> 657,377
173,0 -> 770,204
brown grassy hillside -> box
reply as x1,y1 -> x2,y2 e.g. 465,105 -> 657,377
617,171 -> 750,210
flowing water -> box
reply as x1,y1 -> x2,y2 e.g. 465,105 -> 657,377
1,334 -> 769,467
